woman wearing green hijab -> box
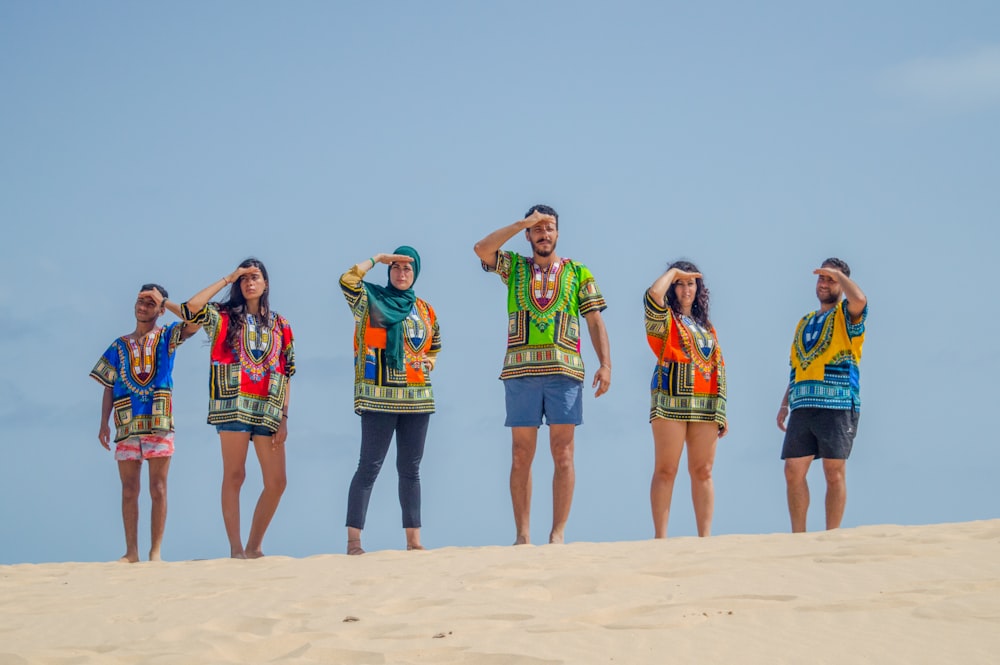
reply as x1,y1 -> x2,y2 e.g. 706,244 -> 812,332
339,246 -> 441,554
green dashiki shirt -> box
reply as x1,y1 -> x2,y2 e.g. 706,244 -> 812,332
484,250 -> 606,381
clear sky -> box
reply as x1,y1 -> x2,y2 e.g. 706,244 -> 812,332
1,1 -> 997,564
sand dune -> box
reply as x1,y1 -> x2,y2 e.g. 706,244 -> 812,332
2,520 -> 998,664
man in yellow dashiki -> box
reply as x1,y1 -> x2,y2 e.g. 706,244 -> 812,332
777,258 -> 868,533
474,204 -> 612,545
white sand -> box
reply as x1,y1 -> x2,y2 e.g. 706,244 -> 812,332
1,520 -> 998,664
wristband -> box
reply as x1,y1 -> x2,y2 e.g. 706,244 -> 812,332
369,257 -> 376,266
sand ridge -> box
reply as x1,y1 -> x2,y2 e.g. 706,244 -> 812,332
1,520 -> 998,664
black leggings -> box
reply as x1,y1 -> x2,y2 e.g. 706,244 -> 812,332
346,411 -> 430,530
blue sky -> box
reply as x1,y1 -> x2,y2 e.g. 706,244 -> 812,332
1,1 -> 997,564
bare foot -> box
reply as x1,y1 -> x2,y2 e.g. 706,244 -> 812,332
548,531 -> 565,544
245,550 -> 265,559
347,539 -> 365,555
118,553 -> 140,563
513,535 -> 530,546
231,551 -> 248,560
148,550 -> 163,562
406,544 -> 425,551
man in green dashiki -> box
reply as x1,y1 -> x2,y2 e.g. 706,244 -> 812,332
474,204 -> 612,546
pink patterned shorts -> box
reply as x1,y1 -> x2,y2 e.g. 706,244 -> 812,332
115,432 -> 175,462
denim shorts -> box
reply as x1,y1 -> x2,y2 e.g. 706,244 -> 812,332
215,421 -> 275,437
781,407 -> 859,460
504,375 -> 583,427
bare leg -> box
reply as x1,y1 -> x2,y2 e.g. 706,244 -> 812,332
117,460 -> 142,563
548,424 -> 575,544
784,456 -> 813,533
347,526 -> 364,555
146,457 -> 171,561
650,419 -> 685,538
686,423 -> 719,537
823,458 -> 847,530
510,427 -> 538,544
219,432 -> 251,558
406,527 -> 423,550
244,434 -> 287,558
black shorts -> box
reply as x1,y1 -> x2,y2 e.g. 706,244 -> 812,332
781,407 -> 859,460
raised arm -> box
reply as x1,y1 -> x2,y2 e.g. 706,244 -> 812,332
163,298 -> 201,338
584,310 -> 612,397
183,266 -> 258,315
647,267 -> 702,306
342,253 -> 415,288
473,210 -> 555,268
815,267 -> 867,322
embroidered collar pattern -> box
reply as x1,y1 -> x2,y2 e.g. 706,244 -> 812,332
402,302 -> 432,369
676,315 -> 717,380
515,258 -> 571,332
239,313 -> 281,383
794,307 -> 837,371
118,328 -> 163,400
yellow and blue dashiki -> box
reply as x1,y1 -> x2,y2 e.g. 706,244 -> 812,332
788,299 -> 868,411
483,250 -> 606,381
90,322 -> 187,442
340,266 -> 441,415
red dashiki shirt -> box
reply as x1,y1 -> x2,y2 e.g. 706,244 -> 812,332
182,303 -> 295,432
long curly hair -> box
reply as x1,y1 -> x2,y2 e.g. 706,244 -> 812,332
665,260 -> 711,329
213,257 -> 271,353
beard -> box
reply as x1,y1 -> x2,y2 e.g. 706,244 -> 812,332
531,240 -> 556,257
817,290 -> 839,305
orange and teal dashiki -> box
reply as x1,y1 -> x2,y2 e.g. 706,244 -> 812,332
644,291 -> 727,427
181,303 -> 295,432
788,300 -> 867,411
341,266 -> 441,414
90,323 -> 187,442
483,250 -> 606,381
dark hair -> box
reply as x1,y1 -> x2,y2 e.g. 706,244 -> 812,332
140,283 -> 168,300
665,260 -> 712,329
214,257 -> 271,353
821,257 -> 851,277
524,204 -> 559,229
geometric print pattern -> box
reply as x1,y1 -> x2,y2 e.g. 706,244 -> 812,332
485,250 -> 606,381
340,266 -> 441,415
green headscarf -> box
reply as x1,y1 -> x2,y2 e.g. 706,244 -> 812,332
363,246 -> 420,371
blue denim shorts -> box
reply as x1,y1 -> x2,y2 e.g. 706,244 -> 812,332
215,421 -> 275,437
504,375 -> 583,427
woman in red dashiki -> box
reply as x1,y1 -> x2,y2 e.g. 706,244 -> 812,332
645,260 -> 727,539
181,258 -> 295,559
